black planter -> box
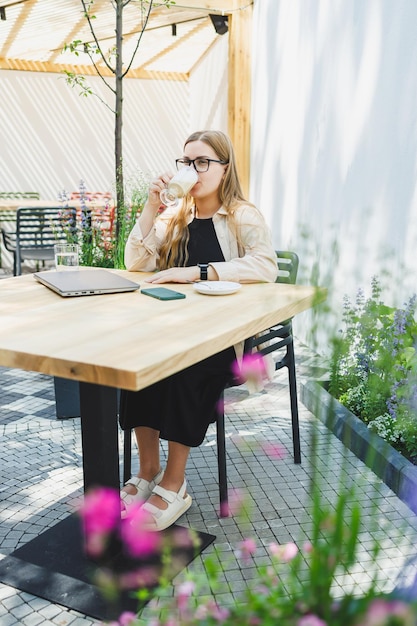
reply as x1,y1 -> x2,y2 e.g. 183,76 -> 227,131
301,379 -> 417,516
54,376 -> 80,419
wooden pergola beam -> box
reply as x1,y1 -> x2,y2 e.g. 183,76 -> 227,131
228,2 -> 253,198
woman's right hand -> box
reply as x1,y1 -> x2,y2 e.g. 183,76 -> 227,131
146,172 -> 173,212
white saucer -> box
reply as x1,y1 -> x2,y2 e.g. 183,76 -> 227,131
193,281 -> 241,296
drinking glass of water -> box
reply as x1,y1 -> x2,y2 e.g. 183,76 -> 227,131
54,243 -> 79,271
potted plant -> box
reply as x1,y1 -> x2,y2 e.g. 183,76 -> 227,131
302,276 -> 417,514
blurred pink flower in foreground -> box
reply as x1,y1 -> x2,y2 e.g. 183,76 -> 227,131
356,598 -> 414,626
79,487 -> 120,556
121,503 -> 161,557
236,537 -> 257,564
219,487 -> 245,518
261,441 -> 286,459
269,541 -> 299,562
232,353 -> 267,386
298,615 -> 327,626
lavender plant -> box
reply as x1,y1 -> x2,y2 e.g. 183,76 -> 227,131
329,277 -> 417,462
58,171 -> 149,269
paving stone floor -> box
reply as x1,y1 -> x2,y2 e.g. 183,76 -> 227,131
1,343 -> 417,625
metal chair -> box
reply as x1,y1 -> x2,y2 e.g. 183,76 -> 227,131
1,206 -> 77,275
122,251 -> 301,515
216,251 -> 300,513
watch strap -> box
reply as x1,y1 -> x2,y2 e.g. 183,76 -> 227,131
198,263 -> 209,281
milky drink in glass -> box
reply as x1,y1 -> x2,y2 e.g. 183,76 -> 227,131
160,166 -> 198,208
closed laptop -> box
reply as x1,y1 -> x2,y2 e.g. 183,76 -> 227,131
34,269 -> 140,297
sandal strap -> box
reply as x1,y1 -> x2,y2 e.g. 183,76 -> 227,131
152,484 -> 176,504
152,480 -> 187,504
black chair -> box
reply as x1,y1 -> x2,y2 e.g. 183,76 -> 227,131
122,251 -> 301,515
1,206 -> 77,275
216,251 -> 300,513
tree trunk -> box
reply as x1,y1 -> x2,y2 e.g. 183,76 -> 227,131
115,0 -> 124,262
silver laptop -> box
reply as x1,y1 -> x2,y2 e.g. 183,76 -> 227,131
34,269 -> 140,297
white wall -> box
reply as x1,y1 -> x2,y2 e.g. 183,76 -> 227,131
251,0 -> 417,349
0,36 -> 228,200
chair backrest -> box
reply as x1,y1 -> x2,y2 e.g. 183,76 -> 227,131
15,206 -> 77,251
275,250 -> 299,285
0,191 -> 40,200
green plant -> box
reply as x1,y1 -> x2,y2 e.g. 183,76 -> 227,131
78,430 -> 417,625
59,170 -> 148,269
329,277 -> 417,461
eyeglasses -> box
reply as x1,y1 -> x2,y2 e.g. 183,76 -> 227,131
175,157 -> 228,173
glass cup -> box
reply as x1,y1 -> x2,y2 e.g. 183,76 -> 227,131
54,243 -> 79,271
160,166 -> 198,208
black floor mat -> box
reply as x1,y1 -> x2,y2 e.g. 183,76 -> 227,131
0,514 -> 215,621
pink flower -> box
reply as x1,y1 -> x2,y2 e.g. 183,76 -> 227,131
303,541 -> 313,553
118,612 -> 137,626
357,598 -> 414,626
219,488 -> 245,517
120,504 -> 161,557
232,353 -> 267,386
80,487 -> 120,534
79,487 -> 120,557
236,537 -> 257,563
261,442 -> 286,459
269,541 -> 298,561
298,615 -> 327,626
177,580 -> 195,612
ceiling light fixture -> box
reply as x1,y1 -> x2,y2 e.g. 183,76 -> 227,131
209,13 -> 228,36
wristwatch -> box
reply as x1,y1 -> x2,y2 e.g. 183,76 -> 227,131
198,263 -> 209,281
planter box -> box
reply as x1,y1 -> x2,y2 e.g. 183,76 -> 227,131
301,379 -> 417,516
54,377 -> 80,419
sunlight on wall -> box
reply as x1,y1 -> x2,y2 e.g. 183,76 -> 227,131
0,37 -> 228,201
251,0 -> 417,350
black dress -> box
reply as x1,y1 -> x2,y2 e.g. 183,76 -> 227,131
119,218 -> 236,447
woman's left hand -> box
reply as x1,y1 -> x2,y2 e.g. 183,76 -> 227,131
145,267 -> 199,284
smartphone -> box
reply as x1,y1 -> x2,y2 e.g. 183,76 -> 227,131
141,287 -> 186,301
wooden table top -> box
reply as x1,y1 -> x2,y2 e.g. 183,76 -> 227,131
0,270 -> 326,391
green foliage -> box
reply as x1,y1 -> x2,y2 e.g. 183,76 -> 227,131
59,170 -> 148,270
111,436 -> 416,626
329,277 -> 417,460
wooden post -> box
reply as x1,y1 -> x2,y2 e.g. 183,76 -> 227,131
228,2 -> 253,198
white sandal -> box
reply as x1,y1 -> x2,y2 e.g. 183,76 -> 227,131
120,468 -> 164,518
142,479 -> 192,531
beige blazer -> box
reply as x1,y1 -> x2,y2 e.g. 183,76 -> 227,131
124,203 -> 278,381
125,203 -> 278,284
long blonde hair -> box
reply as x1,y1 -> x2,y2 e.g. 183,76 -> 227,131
159,130 -> 247,269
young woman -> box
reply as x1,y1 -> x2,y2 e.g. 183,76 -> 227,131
120,130 -> 278,530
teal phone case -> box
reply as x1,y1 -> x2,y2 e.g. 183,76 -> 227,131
141,287 -> 186,300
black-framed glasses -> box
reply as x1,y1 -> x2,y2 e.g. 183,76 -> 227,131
175,157 -> 228,173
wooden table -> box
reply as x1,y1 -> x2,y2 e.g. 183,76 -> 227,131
0,270 -> 326,617
0,270 -> 325,486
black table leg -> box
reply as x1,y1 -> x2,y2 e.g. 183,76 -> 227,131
79,382 -> 120,491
